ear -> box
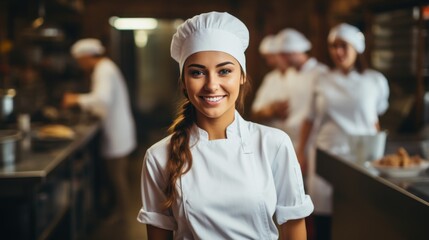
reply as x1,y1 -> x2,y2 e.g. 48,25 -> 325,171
240,75 -> 246,85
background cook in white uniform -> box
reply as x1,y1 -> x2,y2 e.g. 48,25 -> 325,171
78,57 -> 136,158
298,23 -> 389,216
251,33 -> 294,128
64,38 -> 137,224
138,112 -> 314,239
65,39 -> 136,158
273,29 -> 328,154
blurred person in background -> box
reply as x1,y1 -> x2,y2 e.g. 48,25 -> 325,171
251,33 -> 293,129
297,23 -> 390,240
274,28 -> 328,158
63,38 -> 137,225
267,29 -> 328,240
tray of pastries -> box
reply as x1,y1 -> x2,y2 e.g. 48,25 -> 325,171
371,147 -> 429,178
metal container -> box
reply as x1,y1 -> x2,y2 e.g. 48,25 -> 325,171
0,130 -> 21,165
347,130 -> 388,163
0,89 -> 16,122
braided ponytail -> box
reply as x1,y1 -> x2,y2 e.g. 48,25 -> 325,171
164,99 -> 195,208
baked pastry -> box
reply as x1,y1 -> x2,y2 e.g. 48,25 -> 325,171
37,124 -> 75,139
377,147 -> 422,167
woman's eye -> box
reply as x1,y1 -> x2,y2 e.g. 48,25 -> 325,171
190,70 -> 204,77
219,69 -> 231,75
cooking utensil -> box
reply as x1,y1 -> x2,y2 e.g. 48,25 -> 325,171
0,88 -> 16,122
0,129 -> 22,165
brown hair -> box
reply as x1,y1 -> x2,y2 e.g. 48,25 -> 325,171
163,70 -> 250,208
354,53 -> 368,73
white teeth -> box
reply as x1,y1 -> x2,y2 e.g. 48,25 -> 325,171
204,96 -> 223,102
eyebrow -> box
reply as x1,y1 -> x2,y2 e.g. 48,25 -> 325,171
187,61 -> 235,69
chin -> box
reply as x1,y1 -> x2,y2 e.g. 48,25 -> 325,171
198,107 -> 235,120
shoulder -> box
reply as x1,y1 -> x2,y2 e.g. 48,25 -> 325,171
363,69 -> 385,78
244,120 -> 296,165
246,120 -> 291,147
144,134 -> 172,166
95,58 -> 119,73
316,62 -> 329,73
362,69 -> 388,84
262,70 -> 281,82
363,69 -> 386,81
309,58 -> 329,73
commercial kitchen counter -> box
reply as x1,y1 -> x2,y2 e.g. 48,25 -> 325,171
317,141 -> 429,240
0,121 -> 101,240
0,123 -> 99,185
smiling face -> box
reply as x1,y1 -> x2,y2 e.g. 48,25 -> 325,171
183,51 -> 245,126
328,38 -> 358,72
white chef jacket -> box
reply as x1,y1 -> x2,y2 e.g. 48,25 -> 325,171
281,58 -> 328,149
138,111 -> 313,239
251,68 -> 295,131
78,58 -> 136,158
306,68 -> 389,215
252,59 -> 327,149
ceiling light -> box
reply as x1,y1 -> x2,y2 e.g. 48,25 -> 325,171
109,17 -> 158,30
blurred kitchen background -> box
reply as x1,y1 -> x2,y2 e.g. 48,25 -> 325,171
0,0 -> 428,240
1,0 -> 429,138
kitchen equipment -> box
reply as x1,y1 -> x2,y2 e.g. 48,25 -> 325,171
420,139 -> 429,160
0,129 -> 22,165
0,88 -> 16,122
347,130 -> 388,163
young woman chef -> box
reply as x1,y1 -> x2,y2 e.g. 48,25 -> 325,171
137,11 -> 314,240
297,23 -> 390,239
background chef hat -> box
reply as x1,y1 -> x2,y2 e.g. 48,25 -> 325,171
170,11 -> 249,74
328,23 -> 365,54
71,38 -> 105,58
275,28 -> 311,53
259,35 -> 278,54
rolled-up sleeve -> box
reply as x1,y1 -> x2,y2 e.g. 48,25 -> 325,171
271,135 -> 314,225
137,151 -> 177,230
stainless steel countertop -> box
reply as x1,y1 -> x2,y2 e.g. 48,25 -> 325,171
316,143 -> 429,240
322,140 -> 429,206
0,122 -> 100,182
338,156 -> 428,204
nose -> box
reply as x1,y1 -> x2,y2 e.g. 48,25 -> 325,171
204,73 -> 219,92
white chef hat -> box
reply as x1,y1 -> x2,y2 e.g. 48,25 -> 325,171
170,11 -> 249,74
259,35 -> 278,54
275,28 -> 311,53
71,38 -> 105,58
328,23 -> 365,54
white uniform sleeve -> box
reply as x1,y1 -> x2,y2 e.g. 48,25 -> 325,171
272,135 -> 314,225
77,62 -> 112,118
252,73 -> 276,112
374,72 -> 389,115
137,151 -> 177,230
306,75 -> 321,121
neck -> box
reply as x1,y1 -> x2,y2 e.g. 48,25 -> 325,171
340,66 -> 353,75
296,55 -> 309,71
196,110 -> 235,140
